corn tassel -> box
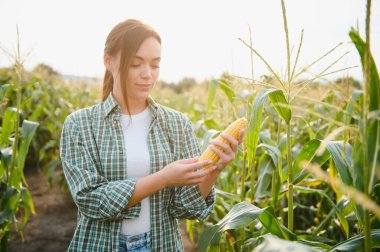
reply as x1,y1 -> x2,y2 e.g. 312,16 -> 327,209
200,117 -> 248,169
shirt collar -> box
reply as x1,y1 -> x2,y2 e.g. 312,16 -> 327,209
102,92 -> 159,119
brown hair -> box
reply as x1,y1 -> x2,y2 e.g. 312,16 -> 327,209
102,19 -> 161,114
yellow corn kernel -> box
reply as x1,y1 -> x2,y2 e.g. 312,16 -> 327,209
200,117 -> 248,169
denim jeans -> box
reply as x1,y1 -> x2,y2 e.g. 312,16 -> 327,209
119,231 -> 151,252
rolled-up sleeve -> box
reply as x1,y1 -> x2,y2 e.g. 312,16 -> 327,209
169,115 -> 215,220
60,114 -> 141,221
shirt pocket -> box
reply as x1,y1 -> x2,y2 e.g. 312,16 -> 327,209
99,134 -> 127,181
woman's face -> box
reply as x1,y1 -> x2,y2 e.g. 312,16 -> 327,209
110,37 -> 161,104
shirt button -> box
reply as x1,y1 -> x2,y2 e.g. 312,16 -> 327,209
119,149 -> 123,154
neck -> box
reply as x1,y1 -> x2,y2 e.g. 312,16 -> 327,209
112,91 -> 148,115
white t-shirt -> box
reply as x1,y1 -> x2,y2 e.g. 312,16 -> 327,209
120,107 -> 152,236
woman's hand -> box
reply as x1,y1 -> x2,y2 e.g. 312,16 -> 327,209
159,157 -> 216,187
208,129 -> 245,171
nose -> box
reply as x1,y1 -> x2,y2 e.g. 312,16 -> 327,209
140,65 -> 152,79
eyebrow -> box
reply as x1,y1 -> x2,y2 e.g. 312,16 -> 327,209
134,56 -> 161,61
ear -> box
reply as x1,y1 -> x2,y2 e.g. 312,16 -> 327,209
103,52 -> 112,71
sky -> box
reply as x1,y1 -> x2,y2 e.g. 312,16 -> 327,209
0,0 -> 379,84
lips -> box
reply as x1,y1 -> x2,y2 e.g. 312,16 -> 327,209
136,84 -> 151,91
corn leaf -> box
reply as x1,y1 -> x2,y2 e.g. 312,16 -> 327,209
298,239 -> 332,250
259,143 -> 281,167
292,139 -> 330,184
253,235 -> 322,252
207,79 -> 218,112
215,189 -> 240,203
198,225 -> 221,252
0,147 -> 12,175
28,103 -> 45,121
325,141 -> 353,186
0,187 -> 20,225
15,120 -> 39,186
350,28 -> 380,194
329,229 -> 380,251
218,79 -> 235,104
247,88 -> 291,162
18,187 -> 35,229
255,155 -> 274,199
247,89 -> 273,161
1,107 -> 17,147
259,131 -> 277,146
268,89 -> 292,124
0,84 -> 12,102
206,79 -> 236,112
20,187 -> 35,215
258,206 -> 297,240
349,29 -> 380,112
352,140 -> 365,224
292,140 -> 353,187
198,202 -> 296,252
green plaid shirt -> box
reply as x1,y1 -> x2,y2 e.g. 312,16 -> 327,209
60,93 -> 215,251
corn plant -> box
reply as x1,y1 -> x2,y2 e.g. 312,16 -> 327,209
350,2 -> 379,250
0,27 -> 102,249
0,28 -> 38,251
191,0 -> 380,251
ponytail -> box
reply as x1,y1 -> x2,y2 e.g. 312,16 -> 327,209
102,70 -> 113,101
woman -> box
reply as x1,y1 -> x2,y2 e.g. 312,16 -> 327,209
60,19 -> 244,252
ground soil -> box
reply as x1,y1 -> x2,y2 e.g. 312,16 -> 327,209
8,167 -> 196,252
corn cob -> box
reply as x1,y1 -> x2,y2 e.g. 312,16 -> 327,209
200,117 -> 248,170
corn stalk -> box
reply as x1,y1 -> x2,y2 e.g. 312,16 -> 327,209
8,28 -> 22,188
280,0 -> 294,231
363,1 -> 373,251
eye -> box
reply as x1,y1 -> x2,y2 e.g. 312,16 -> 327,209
152,65 -> 160,69
130,64 -> 141,68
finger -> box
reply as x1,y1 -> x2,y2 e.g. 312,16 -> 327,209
188,169 -> 209,179
185,159 -> 212,171
189,167 -> 216,181
205,165 -> 218,174
220,133 -> 238,147
210,145 -> 231,159
210,139 -> 232,153
177,156 -> 199,164
217,138 -> 238,154
211,146 -> 235,166
219,133 -> 238,153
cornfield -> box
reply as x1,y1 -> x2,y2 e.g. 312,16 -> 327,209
0,1 -> 379,251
